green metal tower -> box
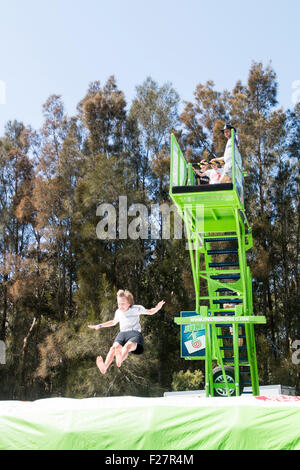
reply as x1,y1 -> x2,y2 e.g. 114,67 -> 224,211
170,132 -> 266,397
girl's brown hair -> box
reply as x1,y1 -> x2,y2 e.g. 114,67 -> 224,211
117,289 -> 134,306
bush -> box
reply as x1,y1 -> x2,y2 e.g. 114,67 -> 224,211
171,369 -> 203,391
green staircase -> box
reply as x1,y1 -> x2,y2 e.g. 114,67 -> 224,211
170,133 -> 266,397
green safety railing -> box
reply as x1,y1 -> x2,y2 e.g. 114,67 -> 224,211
170,131 -> 244,209
170,134 -> 197,187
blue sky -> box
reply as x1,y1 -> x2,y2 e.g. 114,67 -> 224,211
0,0 -> 299,135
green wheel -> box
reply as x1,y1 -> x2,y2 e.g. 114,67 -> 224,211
212,366 -> 244,397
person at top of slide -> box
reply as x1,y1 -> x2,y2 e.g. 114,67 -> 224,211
88,289 -> 165,374
193,159 -> 212,185
211,123 -> 239,184
209,159 -> 223,184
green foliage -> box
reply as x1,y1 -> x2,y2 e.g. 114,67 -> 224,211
171,369 -> 204,392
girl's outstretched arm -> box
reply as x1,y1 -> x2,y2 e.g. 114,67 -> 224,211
145,300 -> 165,315
88,319 -> 117,330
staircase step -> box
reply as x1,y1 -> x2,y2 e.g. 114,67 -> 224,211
213,298 -> 243,304
209,262 -> 239,268
220,346 -> 247,351
217,334 -> 246,339
212,311 -> 235,316
223,357 -> 249,363
211,274 -> 240,280
207,249 -> 238,255
205,237 -> 238,243
215,288 -> 236,293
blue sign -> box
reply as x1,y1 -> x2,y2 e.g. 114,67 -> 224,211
180,311 -> 206,359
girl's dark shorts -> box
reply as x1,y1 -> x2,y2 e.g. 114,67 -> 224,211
114,330 -> 144,355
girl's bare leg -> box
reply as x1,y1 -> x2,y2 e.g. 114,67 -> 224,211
117,341 -> 137,367
96,343 -> 121,374
96,356 -> 107,374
